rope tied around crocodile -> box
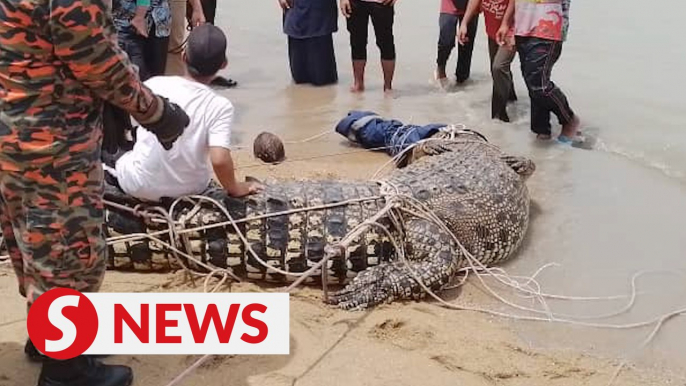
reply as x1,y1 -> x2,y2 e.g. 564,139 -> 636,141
1,130 -> 684,386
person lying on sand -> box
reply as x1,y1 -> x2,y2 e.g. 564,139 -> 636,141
105,24 -> 263,202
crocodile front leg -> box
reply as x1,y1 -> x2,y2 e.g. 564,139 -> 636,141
326,218 -> 461,310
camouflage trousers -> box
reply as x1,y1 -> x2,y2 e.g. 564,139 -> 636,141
0,161 -> 107,307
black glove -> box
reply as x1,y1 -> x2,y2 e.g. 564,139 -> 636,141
140,96 -> 190,150
102,102 -> 134,155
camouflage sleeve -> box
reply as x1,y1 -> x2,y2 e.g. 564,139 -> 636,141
49,0 -> 162,123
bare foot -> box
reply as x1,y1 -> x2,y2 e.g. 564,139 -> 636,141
536,133 -> 552,140
350,83 -> 364,93
384,88 -> 395,98
434,70 -> 449,89
435,67 -> 447,81
560,115 -> 581,138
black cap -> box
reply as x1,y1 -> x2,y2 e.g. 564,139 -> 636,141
185,24 -> 227,77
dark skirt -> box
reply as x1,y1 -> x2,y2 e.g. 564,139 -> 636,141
288,34 -> 338,86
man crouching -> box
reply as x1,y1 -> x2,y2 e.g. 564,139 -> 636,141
108,24 -> 263,202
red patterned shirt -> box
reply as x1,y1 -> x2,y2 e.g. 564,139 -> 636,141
482,0 -> 509,40
514,0 -> 571,41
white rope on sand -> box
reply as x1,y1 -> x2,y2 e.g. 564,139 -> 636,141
0,130 -> 682,385
232,128 -> 335,151
370,192 -> 686,386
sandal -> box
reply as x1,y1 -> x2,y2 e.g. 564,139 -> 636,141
210,76 -> 238,89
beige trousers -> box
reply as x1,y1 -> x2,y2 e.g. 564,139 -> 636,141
166,0 -> 187,75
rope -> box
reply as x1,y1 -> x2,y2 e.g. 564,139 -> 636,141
282,129 -> 335,145
0,131 -> 682,384
103,195 -> 383,247
235,146 -> 392,170
362,191 -> 685,386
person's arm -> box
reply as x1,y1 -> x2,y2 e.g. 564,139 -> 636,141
49,0 -> 187,147
132,0 -> 150,37
278,0 -> 292,10
496,0 -> 515,45
340,0 -> 352,17
50,0 -> 156,121
462,0 -> 481,25
210,147 -> 262,197
207,103 -> 263,197
187,0 -> 206,27
458,0 -> 481,45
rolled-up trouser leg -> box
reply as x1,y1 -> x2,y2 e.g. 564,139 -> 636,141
0,161 -> 107,309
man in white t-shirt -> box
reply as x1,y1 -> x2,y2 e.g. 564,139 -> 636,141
108,23 -> 262,202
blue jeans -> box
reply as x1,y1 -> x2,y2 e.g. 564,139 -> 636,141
437,13 -> 478,83
516,36 -> 575,136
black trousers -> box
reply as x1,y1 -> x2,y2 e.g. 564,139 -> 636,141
201,0 -> 216,24
436,12 -> 478,83
346,0 -> 396,61
118,28 -> 169,81
516,36 -> 575,135
288,35 -> 338,86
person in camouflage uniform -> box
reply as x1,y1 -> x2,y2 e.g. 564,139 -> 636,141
0,0 -> 190,384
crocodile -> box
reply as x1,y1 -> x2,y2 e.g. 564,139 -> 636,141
100,129 -> 536,309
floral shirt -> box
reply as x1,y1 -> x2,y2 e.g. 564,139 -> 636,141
112,0 -> 171,38
514,0 -> 571,41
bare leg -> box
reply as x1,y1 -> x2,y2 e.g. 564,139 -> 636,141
351,60 -> 366,93
560,114 -> 581,138
381,59 -> 395,93
435,65 -> 447,80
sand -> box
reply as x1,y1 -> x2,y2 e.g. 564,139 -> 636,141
1,148 -> 684,386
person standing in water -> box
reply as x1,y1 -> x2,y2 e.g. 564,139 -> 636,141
166,0 -> 205,76
280,0 -> 339,86
497,0 -> 580,142
340,0 -> 398,94
459,0 -> 517,122
185,0 -> 239,88
435,0 -> 479,87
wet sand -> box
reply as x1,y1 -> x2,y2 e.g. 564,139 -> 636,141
2,0 -> 686,384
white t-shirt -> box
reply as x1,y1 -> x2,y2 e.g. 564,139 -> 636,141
113,76 -> 233,202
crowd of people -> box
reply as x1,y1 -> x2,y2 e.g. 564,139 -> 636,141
0,0 -> 577,385
282,0 -> 580,142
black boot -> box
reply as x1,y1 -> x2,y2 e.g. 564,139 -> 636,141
37,356 -> 133,386
209,75 -> 237,89
26,339 -> 108,363
25,338 -> 46,362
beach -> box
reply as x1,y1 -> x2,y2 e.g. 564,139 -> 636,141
2,0 -> 686,384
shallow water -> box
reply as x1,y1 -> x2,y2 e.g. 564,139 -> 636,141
214,0 -> 686,376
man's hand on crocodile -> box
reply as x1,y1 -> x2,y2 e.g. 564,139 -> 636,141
230,181 -> 265,197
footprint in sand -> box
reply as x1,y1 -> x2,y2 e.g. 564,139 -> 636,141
368,318 -> 434,351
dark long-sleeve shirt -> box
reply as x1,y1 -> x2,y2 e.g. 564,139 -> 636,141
283,0 -> 338,39
0,0 -> 160,172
